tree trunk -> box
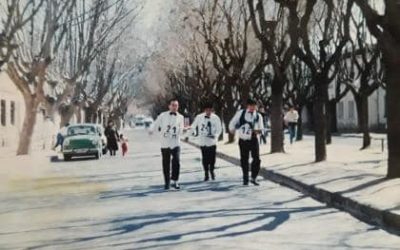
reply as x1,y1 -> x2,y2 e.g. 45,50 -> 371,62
270,79 -> 284,153
356,95 -> 371,150
224,83 -> 236,143
217,109 -> 224,141
85,107 -> 97,123
329,100 -> 338,133
223,113 -> 236,143
76,106 -> 83,123
16,96 -> 39,155
325,101 -> 332,145
385,61 -> 400,178
60,105 -> 75,127
296,106 -> 303,141
314,80 -> 327,162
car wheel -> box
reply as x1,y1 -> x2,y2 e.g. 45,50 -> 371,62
64,154 -> 72,161
94,152 -> 100,160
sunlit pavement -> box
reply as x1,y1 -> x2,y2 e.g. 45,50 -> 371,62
1,130 -> 399,250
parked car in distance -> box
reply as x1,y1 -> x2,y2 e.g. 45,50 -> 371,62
62,124 -> 104,161
144,117 -> 154,128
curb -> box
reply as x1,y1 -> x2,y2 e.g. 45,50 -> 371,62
185,140 -> 400,236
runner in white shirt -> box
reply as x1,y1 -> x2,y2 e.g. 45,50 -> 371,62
151,99 -> 186,190
191,102 -> 222,181
229,99 -> 264,186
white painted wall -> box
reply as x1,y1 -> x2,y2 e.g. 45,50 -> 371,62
0,72 -> 60,154
336,86 -> 386,131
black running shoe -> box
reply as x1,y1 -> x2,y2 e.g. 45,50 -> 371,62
250,179 -> 260,186
172,182 -> 180,190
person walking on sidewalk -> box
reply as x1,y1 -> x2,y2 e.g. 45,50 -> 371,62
258,107 -> 269,145
105,121 -> 119,156
191,102 -> 222,181
229,99 -> 264,186
284,106 -> 299,144
151,99 -> 187,190
53,123 -> 70,151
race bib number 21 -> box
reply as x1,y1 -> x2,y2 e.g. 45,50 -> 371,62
164,125 -> 178,138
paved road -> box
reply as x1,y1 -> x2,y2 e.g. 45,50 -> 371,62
0,130 -> 399,250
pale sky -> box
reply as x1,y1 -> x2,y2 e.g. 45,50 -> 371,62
135,0 -> 173,48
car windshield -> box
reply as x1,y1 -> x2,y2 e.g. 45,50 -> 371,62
67,125 -> 97,136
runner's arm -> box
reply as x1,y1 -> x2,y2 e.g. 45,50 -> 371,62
228,111 -> 241,133
214,116 -> 223,137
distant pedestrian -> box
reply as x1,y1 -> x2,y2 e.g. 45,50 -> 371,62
191,102 -> 222,181
151,99 -> 188,190
120,134 -> 128,157
105,121 -> 119,156
229,99 -> 264,186
53,123 -> 69,150
284,106 -> 299,144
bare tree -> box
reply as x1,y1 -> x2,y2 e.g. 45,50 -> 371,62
296,0 -> 353,161
285,57 -> 314,141
193,0 -> 268,142
6,0 -> 76,155
341,13 -> 383,149
0,0 -> 45,69
352,0 -> 400,178
53,0 -> 141,127
248,0 -> 317,153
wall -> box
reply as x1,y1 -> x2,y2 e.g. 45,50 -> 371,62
0,72 -> 60,155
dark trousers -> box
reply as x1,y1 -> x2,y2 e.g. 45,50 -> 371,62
161,147 -> 181,186
54,133 -> 64,149
239,137 -> 261,183
200,145 -> 216,177
288,122 -> 297,144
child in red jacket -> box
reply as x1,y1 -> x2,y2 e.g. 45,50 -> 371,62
120,134 -> 128,157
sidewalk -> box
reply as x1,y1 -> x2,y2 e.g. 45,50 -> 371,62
187,133 -> 400,235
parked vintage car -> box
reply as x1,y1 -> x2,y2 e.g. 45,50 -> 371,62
62,124 -> 105,161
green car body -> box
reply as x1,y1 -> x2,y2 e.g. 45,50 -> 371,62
62,124 -> 105,161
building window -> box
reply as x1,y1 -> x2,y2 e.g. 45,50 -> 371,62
10,101 -> 15,126
338,102 -> 344,119
1,100 -> 6,126
348,100 -> 355,119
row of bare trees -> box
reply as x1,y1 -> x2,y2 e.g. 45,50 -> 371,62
1,0 -> 142,155
149,0 -> 399,178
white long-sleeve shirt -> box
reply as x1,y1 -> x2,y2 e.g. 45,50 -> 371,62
152,111 -> 185,149
229,109 -> 264,140
284,110 -> 299,123
191,113 -> 222,147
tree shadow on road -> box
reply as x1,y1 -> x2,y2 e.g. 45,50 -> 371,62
22,201 -> 330,250
98,179 -> 239,199
113,205 -> 327,248
338,178 -> 387,194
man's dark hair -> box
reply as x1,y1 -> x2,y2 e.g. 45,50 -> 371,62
202,102 -> 213,110
169,98 -> 179,104
246,98 -> 257,106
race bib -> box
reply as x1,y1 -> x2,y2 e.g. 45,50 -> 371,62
238,124 -> 253,140
163,125 -> 178,138
199,122 -> 213,137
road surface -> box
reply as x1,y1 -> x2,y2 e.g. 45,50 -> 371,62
0,130 -> 399,249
